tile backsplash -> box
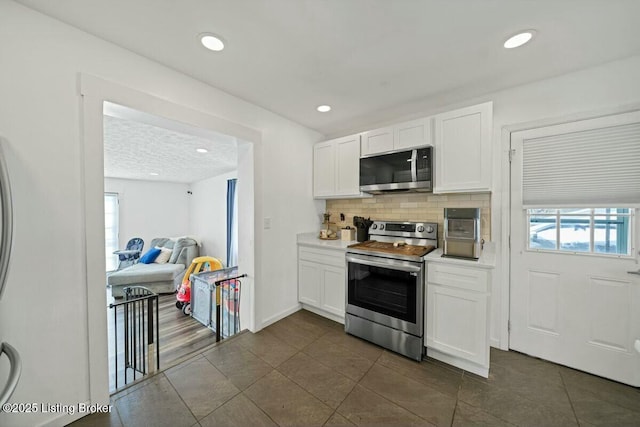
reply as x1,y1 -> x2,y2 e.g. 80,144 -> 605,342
326,193 -> 491,247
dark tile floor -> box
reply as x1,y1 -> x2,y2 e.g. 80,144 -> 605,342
71,309 -> 640,427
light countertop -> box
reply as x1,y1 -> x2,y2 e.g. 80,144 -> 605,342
297,232 -> 358,251
424,247 -> 495,269
298,232 -> 496,268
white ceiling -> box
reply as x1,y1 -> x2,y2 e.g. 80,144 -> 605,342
16,0 -> 640,136
103,102 -> 237,184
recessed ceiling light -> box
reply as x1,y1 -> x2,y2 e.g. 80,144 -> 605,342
199,33 -> 225,52
503,31 -> 535,49
317,105 -> 331,113
149,172 -> 159,176
196,148 -> 208,153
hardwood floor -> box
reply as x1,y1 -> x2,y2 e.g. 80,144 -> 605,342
107,290 -> 219,392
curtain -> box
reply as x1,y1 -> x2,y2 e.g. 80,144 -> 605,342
226,179 -> 238,267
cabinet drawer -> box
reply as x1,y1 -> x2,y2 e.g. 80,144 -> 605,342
298,247 -> 345,268
427,263 -> 488,292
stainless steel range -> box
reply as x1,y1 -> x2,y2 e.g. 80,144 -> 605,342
345,220 -> 437,361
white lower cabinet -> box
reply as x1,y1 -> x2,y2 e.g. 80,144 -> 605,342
298,246 -> 345,322
298,260 -> 321,307
425,262 -> 491,377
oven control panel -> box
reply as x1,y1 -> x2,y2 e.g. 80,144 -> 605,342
369,221 -> 437,240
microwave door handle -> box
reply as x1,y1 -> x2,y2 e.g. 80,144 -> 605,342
346,255 -> 422,273
410,149 -> 417,182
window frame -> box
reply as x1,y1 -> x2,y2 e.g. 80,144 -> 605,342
104,192 -> 119,272
526,208 -> 635,259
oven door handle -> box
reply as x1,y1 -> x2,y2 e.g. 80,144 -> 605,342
346,254 -> 422,273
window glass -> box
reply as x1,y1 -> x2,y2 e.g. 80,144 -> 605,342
529,215 -> 557,250
559,216 -> 590,252
594,215 -> 629,254
527,208 -> 633,256
594,208 -> 629,214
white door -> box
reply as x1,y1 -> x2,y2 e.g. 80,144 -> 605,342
510,114 -> 640,386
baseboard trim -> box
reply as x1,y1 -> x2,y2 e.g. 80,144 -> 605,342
490,337 -> 501,349
260,304 -> 302,329
300,305 -> 345,324
426,347 -> 489,378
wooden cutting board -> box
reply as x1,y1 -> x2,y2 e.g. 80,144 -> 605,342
348,241 -> 436,257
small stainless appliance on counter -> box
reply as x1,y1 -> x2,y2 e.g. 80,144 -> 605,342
443,208 -> 481,260
345,220 -> 437,361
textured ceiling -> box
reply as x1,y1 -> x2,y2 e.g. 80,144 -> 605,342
16,0 -> 640,136
103,106 -> 237,184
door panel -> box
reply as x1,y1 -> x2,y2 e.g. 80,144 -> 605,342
526,270 -> 560,335
587,276 -> 632,352
510,123 -> 640,386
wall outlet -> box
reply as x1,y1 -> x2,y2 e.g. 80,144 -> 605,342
263,217 -> 271,229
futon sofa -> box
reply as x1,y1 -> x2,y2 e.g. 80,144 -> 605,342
107,237 -> 199,297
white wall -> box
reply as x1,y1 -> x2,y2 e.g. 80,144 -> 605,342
189,171 -> 237,262
0,2 -> 323,426
104,178 -> 191,253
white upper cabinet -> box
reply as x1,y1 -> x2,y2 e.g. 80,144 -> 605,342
434,102 -> 493,193
361,126 -> 394,156
335,136 -> 361,196
395,117 -> 433,150
314,134 -> 367,199
313,141 -> 335,197
361,117 -> 432,156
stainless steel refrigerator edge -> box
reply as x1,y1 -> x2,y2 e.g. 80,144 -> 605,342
0,139 -> 21,406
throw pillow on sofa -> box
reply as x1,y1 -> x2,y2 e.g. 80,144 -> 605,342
154,247 -> 173,264
139,247 -> 162,264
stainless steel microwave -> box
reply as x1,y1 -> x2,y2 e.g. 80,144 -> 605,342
359,147 -> 432,194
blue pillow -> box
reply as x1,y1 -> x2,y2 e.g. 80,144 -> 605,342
139,247 -> 161,264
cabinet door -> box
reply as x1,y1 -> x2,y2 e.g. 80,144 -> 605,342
434,102 -> 492,193
321,265 -> 345,317
335,135 -> 361,196
313,141 -> 336,197
426,283 -> 488,366
298,260 -> 321,308
395,117 -> 432,150
361,126 -> 394,156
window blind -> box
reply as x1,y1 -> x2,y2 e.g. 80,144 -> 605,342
522,122 -> 640,207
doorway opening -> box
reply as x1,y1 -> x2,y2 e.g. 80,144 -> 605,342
80,75 -> 259,403
101,101 -> 246,391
